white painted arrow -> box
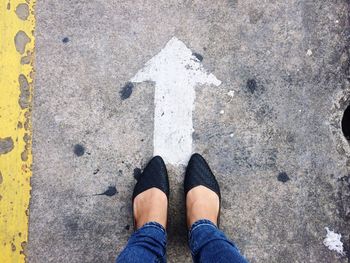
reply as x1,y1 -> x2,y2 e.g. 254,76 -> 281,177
131,37 -> 221,165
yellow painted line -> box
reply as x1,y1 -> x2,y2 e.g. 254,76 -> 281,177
0,0 -> 35,262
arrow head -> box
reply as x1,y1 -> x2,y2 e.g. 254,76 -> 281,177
131,37 -> 221,87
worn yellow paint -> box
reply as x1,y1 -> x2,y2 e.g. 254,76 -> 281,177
0,0 -> 35,262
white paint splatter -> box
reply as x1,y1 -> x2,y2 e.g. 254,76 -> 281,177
306,49 -> 313,56
220,110 -> 225,115
227,90 -> 235,98
323,227 -> 345,256
131,37 -> 221,165
229,133 -> 234,138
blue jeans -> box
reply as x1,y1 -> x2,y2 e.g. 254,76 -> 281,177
116,219 -> 249,263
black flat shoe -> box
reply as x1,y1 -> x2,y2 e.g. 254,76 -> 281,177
132,156 -> 169,228
184,153 -> 221,226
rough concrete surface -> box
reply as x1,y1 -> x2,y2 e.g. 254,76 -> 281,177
29,0 -> 350,262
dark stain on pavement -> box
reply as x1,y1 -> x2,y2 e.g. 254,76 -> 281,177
192,52 -> 203,62
254,104 -> 275,124
133,167 -> 142,181
73,144 -> 85,157
192,132 -> 200,140
120,82 -> 134,100
0,137 -> 14,155
125,225 -> 130,230
247,79 -> 257,94
228,0 -> 238,7
286,133 -> 295,144
277,172 -> 290,183
94,186 -> 117,197
62,37 -> 69,43
64,217 -> 79,233
248,8 -> 264,24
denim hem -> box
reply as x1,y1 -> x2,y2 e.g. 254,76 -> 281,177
117,221 -> 167,263
138,221 -> 166,234
188,219 -> 217,240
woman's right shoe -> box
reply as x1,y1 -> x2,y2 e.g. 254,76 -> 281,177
132,156 -> 169,201
132,156 -> 169,229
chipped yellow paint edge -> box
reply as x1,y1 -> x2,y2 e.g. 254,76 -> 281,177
0,0 -> 35,262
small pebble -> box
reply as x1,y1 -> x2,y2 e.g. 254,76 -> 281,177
306,49 -> 313,56
220,110 -> 225,115
230,133 -> 234,138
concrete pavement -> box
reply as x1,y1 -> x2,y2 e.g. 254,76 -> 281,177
24,0 -> 350,262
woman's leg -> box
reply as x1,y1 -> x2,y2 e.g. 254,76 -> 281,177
188,219 -> 248,263
116,156 -> 169,263
185,153 -> 249,263
116,222 -> 167,263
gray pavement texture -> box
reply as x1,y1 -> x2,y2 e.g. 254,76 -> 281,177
29,0 -> 350,262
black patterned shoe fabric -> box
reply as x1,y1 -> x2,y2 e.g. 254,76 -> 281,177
132,156 -> 169,201
184,153 -> 221,200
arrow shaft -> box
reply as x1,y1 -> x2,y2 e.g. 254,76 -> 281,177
153,81 -> 195,165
